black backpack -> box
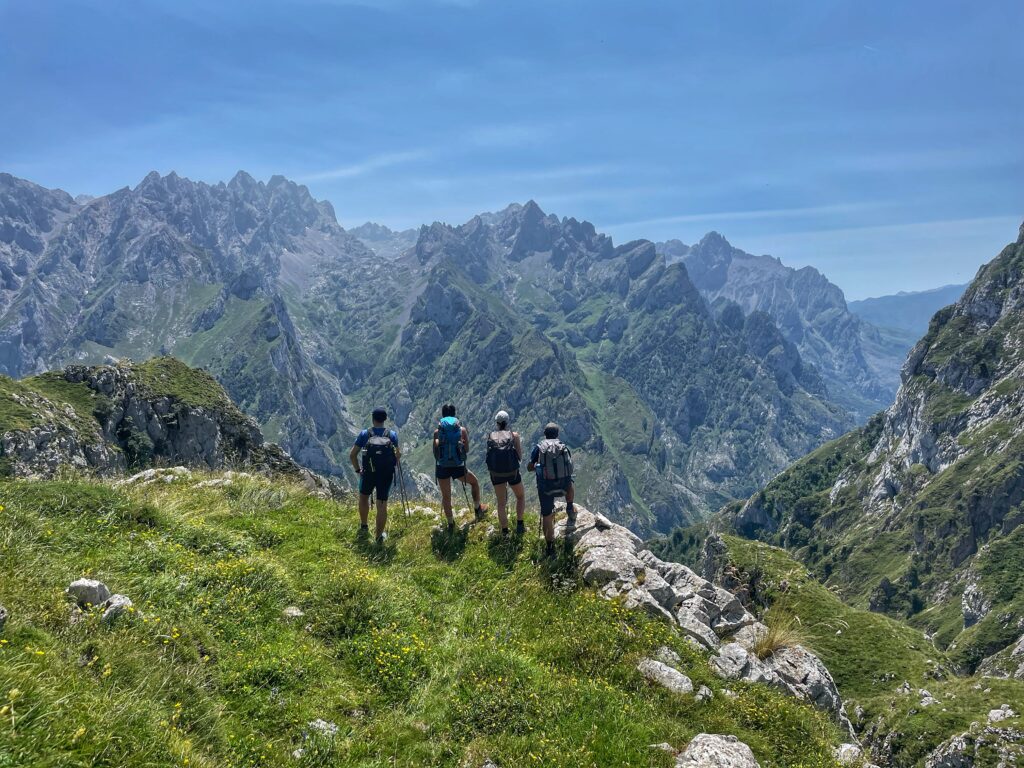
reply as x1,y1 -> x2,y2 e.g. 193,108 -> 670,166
537,438 -> 573,495
362,430 -> 396,473
486,430 -> 520,477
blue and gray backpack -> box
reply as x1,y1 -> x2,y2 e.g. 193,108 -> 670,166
436,416 -> 465,467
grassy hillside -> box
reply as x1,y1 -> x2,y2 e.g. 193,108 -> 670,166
693,536 -> 1024,767
0,474 -> 847,768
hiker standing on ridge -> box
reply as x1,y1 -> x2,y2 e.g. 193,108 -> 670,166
527,422 -> 576,558
433,403 -> 487,531
350,407 -> 400,545
486,410 -> 526,537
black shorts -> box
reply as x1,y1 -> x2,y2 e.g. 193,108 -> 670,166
490,471 -> 522,487
435,465 -> 467,481
538,479 -> 572,517
359,469 -> 395,501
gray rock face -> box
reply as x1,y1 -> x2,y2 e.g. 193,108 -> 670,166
557,507 -> 852,731
101,594 -> 133,624
924,726 -> 1024,768
663,231 -> 902,421
66,578 -> 111,608
637,658 -> 694,695
675,734 -> 760,768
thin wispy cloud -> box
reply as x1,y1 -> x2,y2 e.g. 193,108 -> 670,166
298,150 -> 431,182
604,202 -> 883,232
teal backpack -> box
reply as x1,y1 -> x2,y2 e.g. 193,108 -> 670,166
436,416 -> 465,468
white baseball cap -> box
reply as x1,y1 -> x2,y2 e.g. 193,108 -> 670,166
495,410 -> 510,424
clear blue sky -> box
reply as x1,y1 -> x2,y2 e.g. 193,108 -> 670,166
2,1 -> 1022,298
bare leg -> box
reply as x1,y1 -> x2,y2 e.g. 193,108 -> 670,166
375,498 -> 387,540
512,482 -> 526,522
565,482 -> 576,522
358,493 -> 371,527
495,483 -> 508,530
439,477 -> 454,523
542,513 -> 555,543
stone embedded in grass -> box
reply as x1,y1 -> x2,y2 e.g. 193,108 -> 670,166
66,578 -> 111,608
282,606 -> 305,620
101,594 -> 133,624
695,685 -> 714,703
637,658 -> 694,695
988,704 -> 1017,723
306,719 -> 339,739
0,604 -> 7,633
675,734 -> 760,768
654,645 -> 682,666
834,743 -> 863,765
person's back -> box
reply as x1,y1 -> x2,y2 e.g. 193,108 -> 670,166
349,407 -> 400,544
528,422 -> 576,556
486,410 -> 525,536
433,403 -> 487,529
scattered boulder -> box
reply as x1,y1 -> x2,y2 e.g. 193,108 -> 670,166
66,578 -> 111,608
834,743 -> 863,765
675,734 -> 760,768
696,685 -> 714,703
100,594 -> 133,624
282,606 -> 305,620
654,645 -> 682,666
637,658 -> 694,695
988,705 -> 1017,723
919,689 -> 940,708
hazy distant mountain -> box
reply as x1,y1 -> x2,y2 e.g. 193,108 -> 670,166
0,172 -> 852,532
348,221 -> 418,259
848,283 -> 968,336
657,234 -> 906,422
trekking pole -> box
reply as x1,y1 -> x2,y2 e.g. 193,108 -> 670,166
398,459 -> 410,515
461,479 -> 473,516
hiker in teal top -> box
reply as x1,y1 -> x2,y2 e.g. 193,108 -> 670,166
433,403 -> 487,531
349,407 -> 400,544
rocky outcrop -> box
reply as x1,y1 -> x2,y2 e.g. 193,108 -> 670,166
1,358 -> 341,495
556,506 -> 852,733
924,726 -> 1024,767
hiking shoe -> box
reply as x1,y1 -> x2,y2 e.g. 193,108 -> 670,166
515,520 -> 526,536
376,532 -> 387,545
474,505 -> 488,521
545,542 -> 556,560
501,528 -> 510,538
447,521 -> 456,534
357,525 -> 369,539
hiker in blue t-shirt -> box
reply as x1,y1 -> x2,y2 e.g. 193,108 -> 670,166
349,407 -> 400,544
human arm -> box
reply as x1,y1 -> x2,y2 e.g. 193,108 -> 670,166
527,444 -> 539,472
514,433 -> 523,464
461,425 -> 470,454
349,434 -> 364,474
392,430 -> 402,462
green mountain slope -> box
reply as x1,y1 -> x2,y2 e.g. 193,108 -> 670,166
710,222 -> 1024,673
650,532 -> 1024,767
0,474 -> 846,768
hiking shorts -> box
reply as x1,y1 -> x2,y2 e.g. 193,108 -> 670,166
359,469 -> 395,501
435,465 -> 467,481
537,478 -> 572,517
490,471 -> 522,487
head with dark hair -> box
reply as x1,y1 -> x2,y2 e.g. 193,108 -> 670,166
371,407 -> 387,425
544,422 -> 560,439
441,403 -> 457,418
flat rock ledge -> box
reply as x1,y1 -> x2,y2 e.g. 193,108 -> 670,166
556,507 -> 854,737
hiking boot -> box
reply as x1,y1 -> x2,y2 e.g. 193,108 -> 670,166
357,524 -> 369,539
515,520 -> 526,536
545,541 -> 556,560
447,521 -> 456,534
567,505 -> 577,525
474,504 -> 488,521
376,532 -> 387,545
501,527 -> 509,538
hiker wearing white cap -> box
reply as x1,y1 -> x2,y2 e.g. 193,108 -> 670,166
485,410 -> 525,537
